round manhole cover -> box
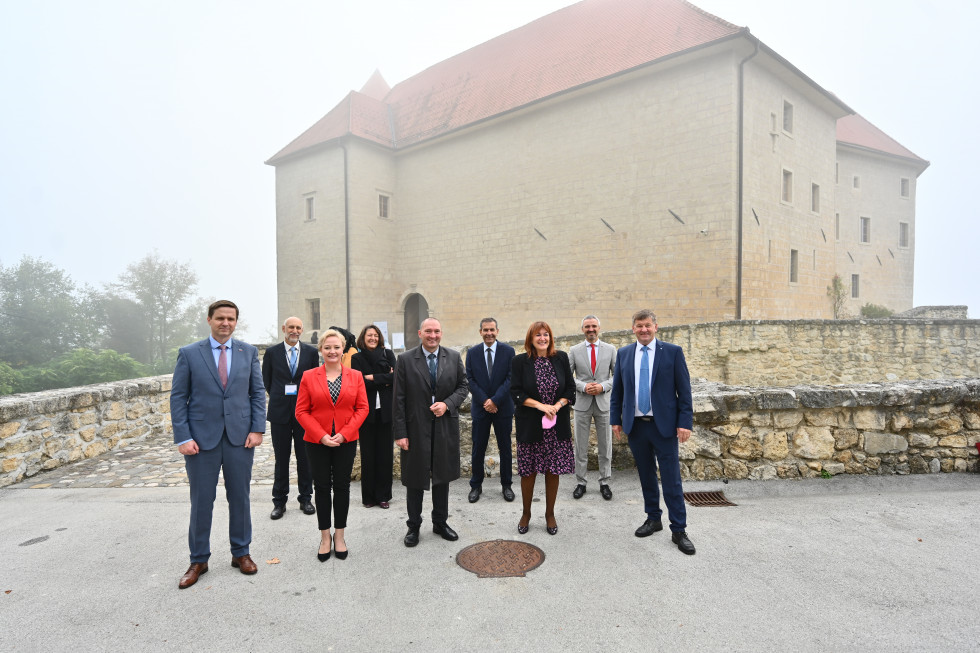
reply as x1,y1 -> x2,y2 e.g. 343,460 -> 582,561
456,539 -> 545,578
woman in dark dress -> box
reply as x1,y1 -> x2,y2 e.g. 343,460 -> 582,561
350,325 -> 397,509
510,321 -> 575,535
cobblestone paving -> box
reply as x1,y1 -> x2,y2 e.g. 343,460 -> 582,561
11,426 -> 290,489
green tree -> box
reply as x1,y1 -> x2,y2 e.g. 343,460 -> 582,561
860,303 -> 893,318
826,274 -> 847,319
0,256 -> 98,367
109,253 -> 199,367
0,361 -> 22,395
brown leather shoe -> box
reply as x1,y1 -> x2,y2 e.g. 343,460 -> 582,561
231,554 -> 258,575
178,562 -> 208,589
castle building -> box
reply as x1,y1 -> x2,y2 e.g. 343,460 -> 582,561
266,0 -> 928,348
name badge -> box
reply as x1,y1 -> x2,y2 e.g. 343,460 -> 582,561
284,384 -> 298,395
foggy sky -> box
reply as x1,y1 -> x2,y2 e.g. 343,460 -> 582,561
1,0 -> 977,342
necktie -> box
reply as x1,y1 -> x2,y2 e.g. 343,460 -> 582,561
218,345 -> 228,389
427,353 -> 437,389
637,346 -> 651,414
590,344 -> 596,375
486,347 -> 493,376
289,346 -> 297,376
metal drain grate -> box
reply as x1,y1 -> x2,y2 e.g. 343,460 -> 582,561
456,539 -> 546,578
684,491 -> 737,507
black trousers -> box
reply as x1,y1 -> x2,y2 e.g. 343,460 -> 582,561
358,419 -> 394,504
406,483 -> 449,531
470,411 -> 513,489
270,418 -> 313,506
305,439 -> 357,530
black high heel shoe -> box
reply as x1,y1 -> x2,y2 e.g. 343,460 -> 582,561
517,514 -> 530,535
333,534 -> 348,560
317,541 -> 331,562
546,516 -> 558,535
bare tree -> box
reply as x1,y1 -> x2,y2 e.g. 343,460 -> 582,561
826,274 -> 847,319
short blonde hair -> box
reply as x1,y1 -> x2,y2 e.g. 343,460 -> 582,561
318,328 -> 345,350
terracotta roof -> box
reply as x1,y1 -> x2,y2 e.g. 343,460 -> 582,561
837,113 -> 927,164
267,0 -> 741,163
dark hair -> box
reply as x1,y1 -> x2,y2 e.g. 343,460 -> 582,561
356,324 -> 386,349
524,321 -> 555,359
479,317 -> 498,329
631,309 -> 657,325
208,300 -> 239,319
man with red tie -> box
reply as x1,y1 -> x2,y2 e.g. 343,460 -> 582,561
568,315 -> 617,501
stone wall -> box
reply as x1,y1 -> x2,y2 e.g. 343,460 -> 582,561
0,376 -> 172,487
896,305 -> 969,319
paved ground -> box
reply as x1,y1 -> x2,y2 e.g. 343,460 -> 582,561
2,435 -> 978,652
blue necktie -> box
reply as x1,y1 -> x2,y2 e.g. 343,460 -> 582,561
427,353 -> 437,389
638,345 -> 651,414
288,346 -> 297,377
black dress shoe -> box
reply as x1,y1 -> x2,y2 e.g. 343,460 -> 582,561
672,531 -> 696,555
301,501 -> 316,515
502,485 -> 515,502
432,523 -> 459,541
404,529 -> 420,547
317,542 -> 331,562
468,487 -> 481,503
599,484 -> 612,501
634,518 -> 664,537
270,505 -> 285,520
572,484 -> 586,499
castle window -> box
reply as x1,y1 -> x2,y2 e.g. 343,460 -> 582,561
307,298 -> 321,331
860,217 -> 871,244
379,194 -> 390,219
901,177 -> 910,198
790,249 -> 799,283
782,169 -> 793,204
782,100 -> 794,134
851,274 -> 860,299
899,222 -> 910,248
305,195 -> 315,222
811,183 -> 820,213
853,176 -> 861,189
835,213 -> 840,241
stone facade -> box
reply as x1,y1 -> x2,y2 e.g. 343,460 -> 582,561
896,306 -> 969,320
0,376 -> 172,487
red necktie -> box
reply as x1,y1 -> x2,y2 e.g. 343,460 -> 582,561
590,344 -> 596,375
218,345 -> 228,389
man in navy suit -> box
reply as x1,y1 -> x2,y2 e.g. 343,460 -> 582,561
610,309 -> 696,555
171,300 -> 267,588
262,316 -> 319,520
464,317 -> 516,503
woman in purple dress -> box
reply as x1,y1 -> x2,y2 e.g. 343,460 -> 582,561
510,321 -> 575,535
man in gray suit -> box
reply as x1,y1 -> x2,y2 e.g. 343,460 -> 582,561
393,317 -> 469,547
567,314 -> 616,500
170,300 -> 266,589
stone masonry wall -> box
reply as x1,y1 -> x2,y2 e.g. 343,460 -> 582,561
0,376 -> 172,487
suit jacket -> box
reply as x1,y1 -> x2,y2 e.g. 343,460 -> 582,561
610,339 -> 693,438
295,366 -> 369,443
465,342 -> 516,419
510,351 -> 575,444
568,339 -> 616,413
170,338 -> 266,450
262,341 -> 319,424
392,346 -> 468,490
350,347 -> 397,424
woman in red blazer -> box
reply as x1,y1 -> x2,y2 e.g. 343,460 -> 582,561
296,329 -> 369,561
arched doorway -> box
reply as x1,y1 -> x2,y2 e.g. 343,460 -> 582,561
403,293 -> 429,350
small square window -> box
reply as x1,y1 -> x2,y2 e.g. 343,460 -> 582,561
860,217 -> 871,244
851,274 -> 860,299
900,177 -> 910,198
899,222 -> 910,248
305,196 -> 315,221
790,249 -> 799,283
379,194 -> 390,219
782,169 -> 793,203
853,176 -> 860,189
811,183 -> 820,213
782,100 -> 794,134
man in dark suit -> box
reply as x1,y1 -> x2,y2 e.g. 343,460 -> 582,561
170,300 -> 267,588
464,317 -> 516,503
393,317 -> 469,547
262,316 -> 319,520
610,309 -> 696,555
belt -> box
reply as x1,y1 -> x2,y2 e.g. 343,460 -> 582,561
637,416 -> 653,422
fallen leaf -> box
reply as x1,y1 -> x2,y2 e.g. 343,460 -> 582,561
4,590 -> 11,594
266,557 -> 281,564
917,538 -> 922,542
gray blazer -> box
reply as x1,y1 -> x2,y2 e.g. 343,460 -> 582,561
568,339 -> 616,413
